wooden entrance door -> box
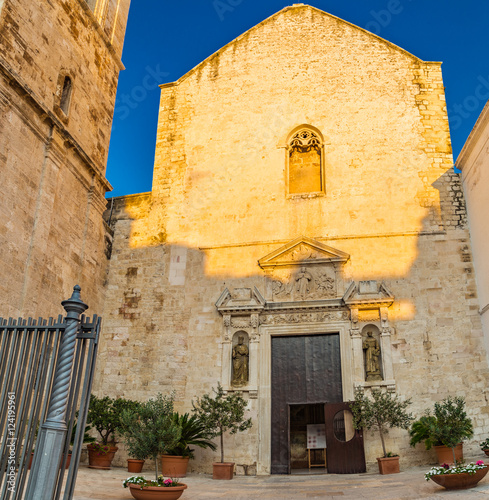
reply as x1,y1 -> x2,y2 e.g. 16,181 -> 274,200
324,402 -> 366,473
271,334 -> 342,474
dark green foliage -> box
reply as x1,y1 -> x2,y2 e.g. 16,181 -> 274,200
119,393 -> 181,481
409,396 -> 473,460
409,414 -> 440,450
192,383 -> 252,463
86,394 -> 140,445
166,412 -> 216,458
70,417 -> 96,448
351,388 -> 413,458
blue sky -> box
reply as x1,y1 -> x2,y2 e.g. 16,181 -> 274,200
106,0 -> 489,197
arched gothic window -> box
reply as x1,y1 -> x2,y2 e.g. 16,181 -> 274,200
287,128 -> 324,195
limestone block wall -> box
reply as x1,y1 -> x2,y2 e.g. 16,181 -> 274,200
95,5 -> 489,473
0,0 -> 131,317
457,101 -> 489,356
152,5 -> 453,251
98,194 -> 488,471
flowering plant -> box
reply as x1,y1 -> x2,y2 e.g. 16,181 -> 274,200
86,442 -> 110,456
480,439 -> 489,450
123,475 -> 180,489
424,461 -> 486,481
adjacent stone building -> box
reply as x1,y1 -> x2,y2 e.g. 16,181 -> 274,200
98,5 -> 489,473
456,100 -> 489,355
0,0 -> 131,318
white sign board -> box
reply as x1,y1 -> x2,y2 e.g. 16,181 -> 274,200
306,424 -> 326,449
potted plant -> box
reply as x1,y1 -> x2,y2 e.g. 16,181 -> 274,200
425,460 -> 488,490
351,388 -> 413,474
161,412 -> 216,477
409,396 -> 473,465
64,417 -> 96,469
123,476 -> 187,500
480,438 -> 489,457
192,383 -> 252,480
125,436 -> 149,473
119,393 -> 186,500
86,394 -> 139,469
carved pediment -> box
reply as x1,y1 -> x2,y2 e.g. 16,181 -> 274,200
216,287 -> 265,313
343,281 -> 394,309
258,236 -> 350,269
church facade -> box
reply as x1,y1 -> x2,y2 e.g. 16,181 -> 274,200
98,5 -> 489,473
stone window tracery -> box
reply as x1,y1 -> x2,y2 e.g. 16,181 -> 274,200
287,127 -> 324,195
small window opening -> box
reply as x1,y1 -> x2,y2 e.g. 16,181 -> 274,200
288,129 -> 323,194
60,76 -> 72,116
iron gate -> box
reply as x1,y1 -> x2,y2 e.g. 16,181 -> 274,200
0,286 -> 100,500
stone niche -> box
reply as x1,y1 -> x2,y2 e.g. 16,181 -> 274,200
343,280 -> 396,391
215,287 -> 264,398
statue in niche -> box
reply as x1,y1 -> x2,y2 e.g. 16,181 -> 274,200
232,335 -> 249,387
363,331 -> 382,381
295,267 -> 313,299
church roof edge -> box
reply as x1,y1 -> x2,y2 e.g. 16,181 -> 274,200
456,99 -> 489,171
158,4 -> 440,89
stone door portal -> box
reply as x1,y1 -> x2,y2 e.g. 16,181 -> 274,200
270,333 -> 343,474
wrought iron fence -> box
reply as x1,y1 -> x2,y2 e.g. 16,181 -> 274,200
0,287 -> 100,500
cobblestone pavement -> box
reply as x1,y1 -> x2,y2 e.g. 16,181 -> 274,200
72,465 -> 489,499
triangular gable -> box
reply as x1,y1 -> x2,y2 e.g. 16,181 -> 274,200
216,286 -> 266,312
160,4 -> 431,89
258,236 -> 349,269
343,281 -> 394,309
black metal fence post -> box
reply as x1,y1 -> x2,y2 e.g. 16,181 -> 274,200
25,286 -> 88,500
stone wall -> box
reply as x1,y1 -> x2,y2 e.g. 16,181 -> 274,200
457,101 -> 489,358
96,5 -> 489,473
0,0 -> 131,317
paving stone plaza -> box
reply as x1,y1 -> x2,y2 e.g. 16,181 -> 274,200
72,465 -> 489,499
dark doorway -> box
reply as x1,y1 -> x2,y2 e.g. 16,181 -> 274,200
271,333 -> 342,474
289,403 -> 326,472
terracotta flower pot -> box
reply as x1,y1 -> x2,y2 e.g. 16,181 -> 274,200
429,466 -> 488,490
87,444 -> 118,469
128,459 -> 145,473
28,451 -> 71,470
377,456 -> 400,474
128,483 -> 187,500
434,443 -> 463,465
484,449 -> 489,457
212,462 -> 234,480
160,455 -> 189,477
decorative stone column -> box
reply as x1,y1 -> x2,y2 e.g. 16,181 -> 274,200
380,306 -> 394,382
349,307 -> 364,385
248,314 -> 260,398
221,314 -> 232,387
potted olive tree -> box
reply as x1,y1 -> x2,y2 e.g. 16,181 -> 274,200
120,393 -> 188,500
161,412 -> 216,477
351,388 -> 413,474
192,383 -> 252,480
409,396 -> 473,465
85,394 -> 139,469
